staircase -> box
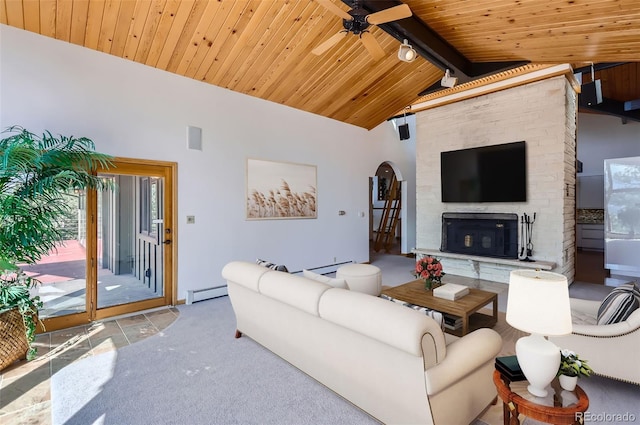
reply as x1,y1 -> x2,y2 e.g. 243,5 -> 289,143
374,175 -> 401,253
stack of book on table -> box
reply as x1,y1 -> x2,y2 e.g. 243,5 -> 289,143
443,313 -> 463,331
433,283 -> 470,300
495,355 -> 526,381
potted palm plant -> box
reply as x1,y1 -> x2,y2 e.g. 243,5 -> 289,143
0,259 -> 42,368
0,125 -> 113,370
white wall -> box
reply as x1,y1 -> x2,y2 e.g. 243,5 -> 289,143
576,113 -> 640,209
368,114 -> 417,254
0,25 -> 414,299
415,76 -> 577,283
578,113 -> 640,176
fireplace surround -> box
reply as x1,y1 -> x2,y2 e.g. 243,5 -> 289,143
441,212 -> 519,259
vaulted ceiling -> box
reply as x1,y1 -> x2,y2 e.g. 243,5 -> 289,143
1,0 -> 639,129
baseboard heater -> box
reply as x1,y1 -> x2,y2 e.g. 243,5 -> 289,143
186,261 -> 352,305
186,285 -> 228,305
290,260 -> 353,276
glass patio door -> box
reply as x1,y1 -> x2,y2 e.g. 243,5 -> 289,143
95,173 -> 164,309
23,189 -> 90,321
34,159 -> 175,332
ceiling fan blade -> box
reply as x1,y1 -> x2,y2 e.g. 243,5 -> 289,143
312,31 -> 347,56
366,4 -> 411,25
360,32 -> 385,61
315,0 -> 353,21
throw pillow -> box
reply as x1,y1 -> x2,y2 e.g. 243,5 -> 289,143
597,282 -> 640,325
380,294 -> 445,330
302,269 -> 348,289
256,258 -> 288,272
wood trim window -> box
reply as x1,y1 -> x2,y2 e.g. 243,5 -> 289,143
140,177 -> 160,238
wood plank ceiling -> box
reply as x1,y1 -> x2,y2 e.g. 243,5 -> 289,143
1,0 -> 639,129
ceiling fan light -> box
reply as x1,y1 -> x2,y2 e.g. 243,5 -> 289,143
398,39 -> 417,63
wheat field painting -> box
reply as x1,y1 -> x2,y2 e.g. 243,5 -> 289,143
246,158 -> 317,220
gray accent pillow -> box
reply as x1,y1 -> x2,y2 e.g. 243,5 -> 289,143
256,258 -> 288,273
380,294 -> 444,330
597,282 -> 640,325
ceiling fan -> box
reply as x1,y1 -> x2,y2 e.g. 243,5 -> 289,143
312,0 -> 412,61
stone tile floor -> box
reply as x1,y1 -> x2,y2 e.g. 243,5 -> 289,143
0,307 -> 180,424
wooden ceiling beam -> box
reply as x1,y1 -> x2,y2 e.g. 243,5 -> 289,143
573,62 -> 629,76
581,98 -> 640,122
343,0 -> 528,83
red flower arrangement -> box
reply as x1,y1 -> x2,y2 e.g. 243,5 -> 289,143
414,256 -> 445,290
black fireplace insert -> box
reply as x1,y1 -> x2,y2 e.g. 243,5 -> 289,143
440,212 -> 519,259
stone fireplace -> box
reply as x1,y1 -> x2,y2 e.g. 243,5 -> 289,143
416,75 -> 577,283
440,212 -> 519,259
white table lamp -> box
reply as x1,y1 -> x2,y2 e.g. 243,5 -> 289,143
506,270 -> 572,397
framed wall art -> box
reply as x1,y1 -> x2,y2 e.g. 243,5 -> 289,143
246,158 -> 317,220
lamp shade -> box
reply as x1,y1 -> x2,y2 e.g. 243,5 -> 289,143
506,270 -> 572,336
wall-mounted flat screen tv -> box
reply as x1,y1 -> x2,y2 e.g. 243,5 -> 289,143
441,141 -> 526,203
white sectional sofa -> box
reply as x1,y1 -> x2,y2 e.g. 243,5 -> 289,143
222,261 -> 503,424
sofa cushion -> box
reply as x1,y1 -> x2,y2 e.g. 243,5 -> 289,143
597,282 -> 640,325
222,261 -> 272,293
259,270 -> 330,316
380,294 -> 444,330
320,288 -> 446,358
256,258 -> 288,272
302,269 -> 348,289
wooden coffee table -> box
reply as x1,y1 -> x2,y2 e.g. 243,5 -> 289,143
381,279 -> 498,336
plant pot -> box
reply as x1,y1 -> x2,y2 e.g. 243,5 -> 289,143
559,374 -> 578,391
0,308 -> 29,371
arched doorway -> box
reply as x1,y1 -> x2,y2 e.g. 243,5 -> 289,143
371,161 -> 407,255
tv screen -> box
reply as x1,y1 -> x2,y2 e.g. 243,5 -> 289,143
441,141 -> 526,203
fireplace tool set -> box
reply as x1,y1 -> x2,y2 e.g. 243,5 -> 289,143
518,212 -> 536,262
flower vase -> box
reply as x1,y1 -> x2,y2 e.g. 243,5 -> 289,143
559,374 -> 578,391
424,278 -> 435,291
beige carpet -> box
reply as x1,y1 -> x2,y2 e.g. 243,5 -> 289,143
475,310 -> 527,425
493,310 -> 527,357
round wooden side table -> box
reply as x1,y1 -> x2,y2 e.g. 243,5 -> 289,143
493,370 -> 589,425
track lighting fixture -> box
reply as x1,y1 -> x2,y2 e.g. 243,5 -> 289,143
398,39 -> 417,63
580,62 -> 602,106
440,69 -> 458,88
398,107 -> 410,140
